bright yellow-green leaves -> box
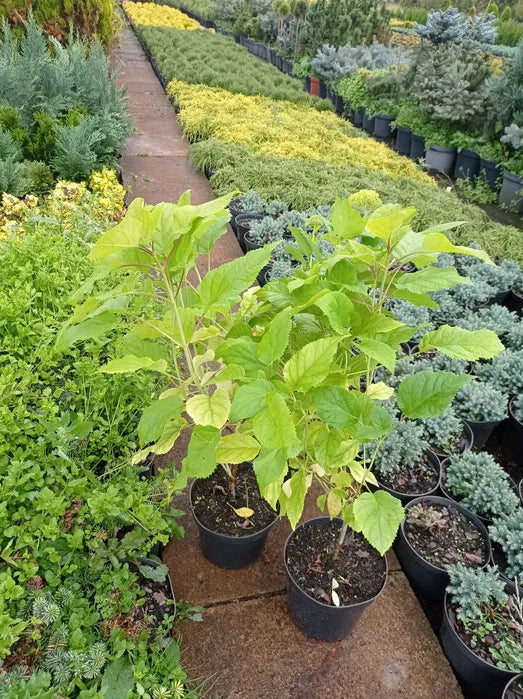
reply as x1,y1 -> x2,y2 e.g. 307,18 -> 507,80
186,389 -> 231,429
123,1 -> 202,29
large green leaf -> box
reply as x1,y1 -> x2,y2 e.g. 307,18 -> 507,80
283,337 -> 339,392
366,207 -> 415,240
257,308 -> 292,364
253,447 -> 288,490
395,266 -> 469,294
55,311 -> 119,351
216,433 -> 260,464
101,656 -> 134,699
331,197 -> 366,239
394,229 -> 491,267
312,386 -> 393,440
280,468 -> 307,529
358,338 -> 396,374
215,337 -> 269,375
230,379 -> 272,421
182,425 -> 220,478
99,355 -> 168,374
90,198 -> 160,262
419,325 -> 505,361
253,391 -> 299,450
137,396 -> 183,447
353,491 -> 404,555
153,417 -> 187,455
196,244 -> 277,318
186,388 -> 231,429
314,291 -> 353,334
397,370 -> 473,419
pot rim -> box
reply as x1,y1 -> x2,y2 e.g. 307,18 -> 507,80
284,516 -> 389,610
135,556 -> 176,611
234,211 -> 264,222
502,673 -> 523,699
400,494 -> 491,575
430,421 -> 474,458
189,476 -> 279,542
443,591 -> 520,678
503,169 -> 523,183
508,396 -> 523,428
426,144 -> 457,153
376,448 -> 441,499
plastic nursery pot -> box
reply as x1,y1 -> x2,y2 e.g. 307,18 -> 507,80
463,417 -> 504,451
136,557 -> 176,620
373,114 -> 395,140
499,170 -> 523,214
503,397 -> 523,465
503,674 -> 523,699
430,421 -> 474,461
440,592 -> 518,699
376,449 -> 441,507
395,496 -> 491,601
353,107 -> 364,128
479,158 -> 502,192
303,76 -> 311,93
189,480 -> 278,569
309,77 -> 320,97
455,149 -> 480,180
362,109 -> 375,134
490,544 -> 523,597
410,133 -> 426,162
396,126 -> 412,156
234,213 -> 264,254
334,94 -> 344,115
243,231 -> 264,253
284,517 -> 388,641
505,287 -> 523,316
425,145 -> 457,174
520,479 -> 523,504
318,79 -> 327,99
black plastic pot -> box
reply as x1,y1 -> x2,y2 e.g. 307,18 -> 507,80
440,593 -> 518,699
303,76 -> 311,93
505,287 -> 523,316
396,126 -> 412,156
243,231 -> 264,253
499,170 -> 523,213
430,422 -> 473,461
373,114 -> 395,139
353,107 -> 364,128
362,109 -> 375,134
318,79 -> 327,98
464,417 -> 504,450
376,450 -> 441,506
334,94 -> 344,115
395,496 -> 491,601
425,145 -> 457,174
503,674 -> 523,699
235,212 -> 264,253
136,557 -> 176,618
479,158 -> 502,192
190,480 -> 278,569
410,133 -> 426,162
503,397 -> 523,465
284,517 -> 388,641
455,149 -> 480,180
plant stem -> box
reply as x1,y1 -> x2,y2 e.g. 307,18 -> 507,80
334,521 -> 348,560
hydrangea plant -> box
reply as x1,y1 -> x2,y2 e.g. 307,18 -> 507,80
490,510 -> 523,580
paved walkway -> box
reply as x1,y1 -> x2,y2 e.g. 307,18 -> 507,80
113,21 -> 464,699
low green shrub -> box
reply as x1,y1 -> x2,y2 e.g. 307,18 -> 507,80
496,18 -> 523,45
135,25 -> 331,108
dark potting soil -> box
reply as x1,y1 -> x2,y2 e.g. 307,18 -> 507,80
506,677 -> 523,699
286,519 -> 386,606
135,565 -> 174,629
191,465 -> 277,537
404,502 -> 488,569
431,432 -> 468,458
381,456 -> 438,495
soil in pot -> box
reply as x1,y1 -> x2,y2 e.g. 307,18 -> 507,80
504,675 -> 523,699
286,519 -> 386,607
403,501 -> 488,570
429,423 -> 473,460
378,451 -> 440,498
191,465 -> 276,537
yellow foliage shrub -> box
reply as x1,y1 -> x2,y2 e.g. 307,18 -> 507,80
123,1 -> 201,29
168,80 -> 434,184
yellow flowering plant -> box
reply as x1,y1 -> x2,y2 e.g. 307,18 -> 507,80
123,1 -> 201,29
168,80 -> 434,184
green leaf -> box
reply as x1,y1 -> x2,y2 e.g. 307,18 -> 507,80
182,425 -> 220,478
314,291 -> 353,334
419,325 -> 505,361
90,198 -> 159,262
353,491 -> 404,555
253,447 -> 288,490
394,229 -> 491,267
102,656 -> 134,699
230,379 -> 272,421
153,417 -> 187,455
311,387 -> 393,440
289,225 -> 314,257
137,396 -> 183,447
391,289 -> 439,308
280,469 -> 307,529
186,388 -> 231,429
253,391 -> 299,450
55,311 -> 119,351
366,207 -> 415,240
215,337 -> 268,374
216,433 -> 260,464
331,196 -> 367,239
397,370 -> 474,419
257,308 -> 292,364
395,266 -> 469,294
196,244 -> 277,318
99,355 -> 168,374
283,337 -> 339,392
358,338 -> 396,374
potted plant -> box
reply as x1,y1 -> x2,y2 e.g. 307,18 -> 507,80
423,123 -> 458,175
454,381 -> 509,449
506,272 -> 523,316
480,349 -> 523,401
418,408 -> 473,459
395,495 -> 491,600
391,103 -> 428,161
441,565 -> 522,699
477,140 -> 503,192
500,152 -> 523,213
229,190 -> 266,236
503,675 -> 523,699
372,421 -> 441,506
490,509 -> 523,591
441,452 -> 520,523
452,132 -> 482,180
504,395 -> 523,464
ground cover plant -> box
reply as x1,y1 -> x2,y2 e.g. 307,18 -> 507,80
133,24 -> 331,108
169,79 -> 433,182
0,16 -> 130,196
124,0 -> 201,28
0,173 -> 195,696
